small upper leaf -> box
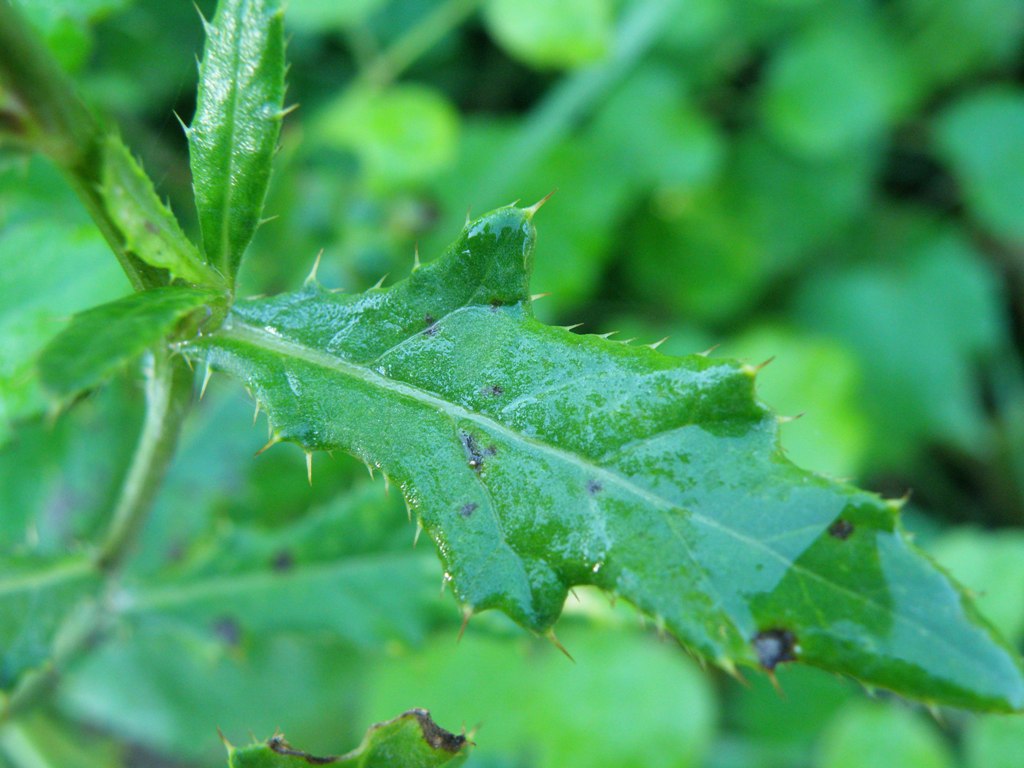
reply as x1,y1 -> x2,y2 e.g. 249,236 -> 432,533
189,0 -> 286,283
188,206 -> 1024,712
225,710 -> 468,767
100,135 -> 224,287
39,286 -> 220,400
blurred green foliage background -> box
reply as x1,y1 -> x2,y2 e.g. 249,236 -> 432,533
2,0 -> 1024,766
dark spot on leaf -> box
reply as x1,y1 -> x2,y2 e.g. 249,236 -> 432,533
753,629 -> 798,670
272,549 -> 295,572
460,430 -> 486,471
267,735 -> 337,764
423,314 -> 437,336
490,299 -> 503,312
587,480 -> 603,495
828,519 -> 854,540
144,220 -> 159,234
483,384 -> 504,397
486,444 -> 497,456
460,502 -> 478,518
213,616 -> 241,647
409,709 -> 467,753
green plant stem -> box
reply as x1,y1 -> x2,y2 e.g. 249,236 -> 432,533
0,1 -> 163,292
96,348 -> 194,572
362,0 -> 481,87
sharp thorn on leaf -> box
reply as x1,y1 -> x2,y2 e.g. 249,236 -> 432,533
183,356 -> 194,372
216,727 -> 233,751
305,451 -> 313,486
698,344 -> 720,357
597,331 -> 618,340
252,400 -> 261,425
523,188 -> 557,219
383,473 -> 390,496
465,206 -> 472,227
767,670 -> 786,698
199,365 -> 213,400
530,292 -> 551,302
372,274 -> 389,290
458,606 -> 473,642
304,248 -> 324,286
777,412 -> 804,424
255,435 -> 281,456
570,588 -> 580,603
413,242 -> 422,271
648,337 -> 669,350
545,629 -> 575,662
413,517 -> 424,547
561,323 -> 583,332
753,356 -> 776,372
366,463 -> 375,480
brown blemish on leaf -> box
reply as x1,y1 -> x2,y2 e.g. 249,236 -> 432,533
489,299 -> 503,312
483,384 -> 504,397
460,502 -> 478,518
213,616 -> 241,647
587,479 -> 603,495
460,430 -> 486,471
828,519 -> 854,540
753,629 -> 798,670
407,709 -> 468,753
423,314 -> 438,335
272,549 -> 295,572
267,734 -> 337,764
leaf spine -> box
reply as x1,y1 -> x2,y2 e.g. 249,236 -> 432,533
304,248 -> 324,286
199,364 -> 213,400
545,629 -> 575,662
305,451 -> 313,486
523,188 -> 557,219
647,337 -> 669,350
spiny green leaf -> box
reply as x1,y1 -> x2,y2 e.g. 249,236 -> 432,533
189,0 -> 286,282
187,205 -> 1024,712
225,710 -> 468,767
38,286 -> 220,400
0,555 -> 98,693
99,135 -> 223,287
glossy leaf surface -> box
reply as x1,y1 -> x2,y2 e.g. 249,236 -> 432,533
38,286 -> 219,400
226,710 -> 467,767
187,206 -> 1024,712
189,0 -> 285,281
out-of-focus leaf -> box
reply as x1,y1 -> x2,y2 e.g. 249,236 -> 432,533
761,16 -> 916,156
0,159 -> 129,443
929,528 -> 1024,646
627,136 -> 873,324
898,0 -> 1024,89
226,710 -> 468,767
726,326 -> 868,479
189,0 -> 286,281
314,85 -> 459,188
284,0 -> 385,32
0,713 -> 123,768
816,702 -> 953,768
0,555 -> 98,693
186,205 -> 1024,710
0,380 -> 140,554
964,715 -> 1024,768
725,665 -> 854,748
935,87 -> 1024,243
61,631 -> 371,762
793,220 -> 1005,469
368,617 -> 716,768
100,136 -> 222,286
11,0 -> 128,72
38,286 -> 220,401
482,0 -> 612,70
